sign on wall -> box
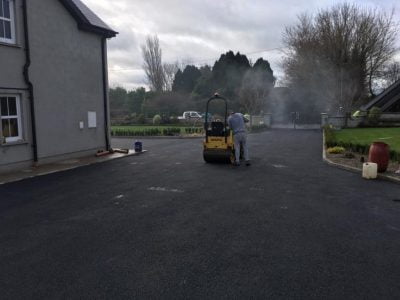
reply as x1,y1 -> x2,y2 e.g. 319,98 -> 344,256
88,111 -> 97,128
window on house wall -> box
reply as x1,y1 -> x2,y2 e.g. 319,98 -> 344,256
0,95 -> 22,143
0,0 -> 15,44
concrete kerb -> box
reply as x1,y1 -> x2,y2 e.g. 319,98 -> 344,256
322,130 -> 400,184
0,150 -> 148,186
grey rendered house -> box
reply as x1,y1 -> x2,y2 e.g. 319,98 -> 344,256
0,0 -> 117,172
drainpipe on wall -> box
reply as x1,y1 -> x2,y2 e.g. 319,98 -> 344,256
101,37 -> 110,151
22,0 -> 38,163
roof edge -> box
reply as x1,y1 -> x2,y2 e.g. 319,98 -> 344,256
360,79 -> 400,111
59,0 -> 118,38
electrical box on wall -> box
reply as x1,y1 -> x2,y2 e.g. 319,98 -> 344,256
88,111 -> 97,128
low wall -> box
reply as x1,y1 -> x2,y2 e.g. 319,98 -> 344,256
250,114 -> 272,127
321,113 -> 400,129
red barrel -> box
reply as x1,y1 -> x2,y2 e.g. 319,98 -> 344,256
368,142 -> 390,173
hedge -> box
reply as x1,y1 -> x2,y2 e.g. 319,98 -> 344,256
111,127 -> 202,137
184,127 -> 204,134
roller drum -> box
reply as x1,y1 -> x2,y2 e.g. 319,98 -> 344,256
203,149 -> 231,163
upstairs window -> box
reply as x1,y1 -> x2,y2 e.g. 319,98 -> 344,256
0,0 -> 15,44
0,95 -> 22,143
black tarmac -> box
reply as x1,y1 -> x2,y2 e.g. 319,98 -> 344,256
1,130 -> 400,299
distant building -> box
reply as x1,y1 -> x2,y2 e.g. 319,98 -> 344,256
0,0 -> 117,172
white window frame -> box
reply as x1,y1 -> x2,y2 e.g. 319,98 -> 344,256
0,94 -> 22,143
0,0 -> 16,44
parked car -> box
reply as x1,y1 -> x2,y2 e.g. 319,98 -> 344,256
178,111 -> 203,120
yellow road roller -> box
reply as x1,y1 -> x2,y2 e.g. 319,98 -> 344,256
203,94 -> 236,164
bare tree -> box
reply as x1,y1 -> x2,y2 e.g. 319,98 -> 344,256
141,35 -> 165,92
382,60 -> 400,87
283,3 -> 398,113
239,69 -> 272,115
163,62 -> 179,91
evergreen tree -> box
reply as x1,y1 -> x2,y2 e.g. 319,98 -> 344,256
109,87 -> 128,111
212,51 -> 251,105
126,87 -> 146,114
172,65 -> 202,93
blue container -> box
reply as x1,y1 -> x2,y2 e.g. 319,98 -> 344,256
134,141 -> 142,152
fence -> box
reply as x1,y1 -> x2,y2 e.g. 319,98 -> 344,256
321,113 -> 400,129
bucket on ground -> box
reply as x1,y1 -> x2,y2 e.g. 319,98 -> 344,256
368,142 -> 389,173
134,141 -> 142,152
362,162 -> 378,179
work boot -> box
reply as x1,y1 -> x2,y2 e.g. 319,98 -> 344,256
245,160 -> 251,166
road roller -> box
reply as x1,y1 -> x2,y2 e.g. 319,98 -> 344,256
203,94 -> 236,164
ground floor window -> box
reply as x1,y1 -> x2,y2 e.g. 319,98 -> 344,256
0,94 -> 22,143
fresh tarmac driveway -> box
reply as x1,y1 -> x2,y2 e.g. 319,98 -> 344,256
1,130 -> 400,299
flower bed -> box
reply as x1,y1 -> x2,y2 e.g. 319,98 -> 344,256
324,125 -> 400,161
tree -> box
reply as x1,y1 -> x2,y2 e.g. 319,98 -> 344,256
126,87 -> 146,114
212,51 -> 251,101
382,61 -> 400,88
163,62 -> 179,91
141,35 -> 165,92
142,92 -> 195,117
283,3 -> 398,114
172,65 -> 202,93
109,87 -> 128,111
239,58 -> 275,114
192,65 -> 213,97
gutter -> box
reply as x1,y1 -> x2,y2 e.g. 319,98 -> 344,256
22,0 -> 38,163
101,37 -> 110,151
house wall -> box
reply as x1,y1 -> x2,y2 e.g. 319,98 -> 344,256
0,0 -> 34,171
27,0 -> 107,161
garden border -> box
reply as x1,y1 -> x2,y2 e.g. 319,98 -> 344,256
322,130 -> 400,184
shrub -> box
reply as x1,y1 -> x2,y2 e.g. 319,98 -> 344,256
184,127 -> 204,134
153,114 -> 161,125
367,106 -> 381,126
160,114 -> 171,124
323,125 -> 337,147
169,116 -> 179,124
327,146 -> 345,154
136,114 -> 145,124
162,127 -> 181,136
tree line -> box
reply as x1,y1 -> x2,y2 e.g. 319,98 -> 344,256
110,49 -> 276,121
111,2 -> 399,124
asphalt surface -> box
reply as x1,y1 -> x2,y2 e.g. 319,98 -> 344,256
1,130 -> 400,299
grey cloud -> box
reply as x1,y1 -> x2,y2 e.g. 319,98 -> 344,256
82,0 -> 399,89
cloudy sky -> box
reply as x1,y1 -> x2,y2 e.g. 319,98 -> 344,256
82,0 -> 400,90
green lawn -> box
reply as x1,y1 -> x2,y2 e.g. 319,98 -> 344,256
334,128 -> 400,152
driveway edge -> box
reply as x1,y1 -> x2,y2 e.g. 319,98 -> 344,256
322,130 -> 400,184
0,150 -> 148,186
